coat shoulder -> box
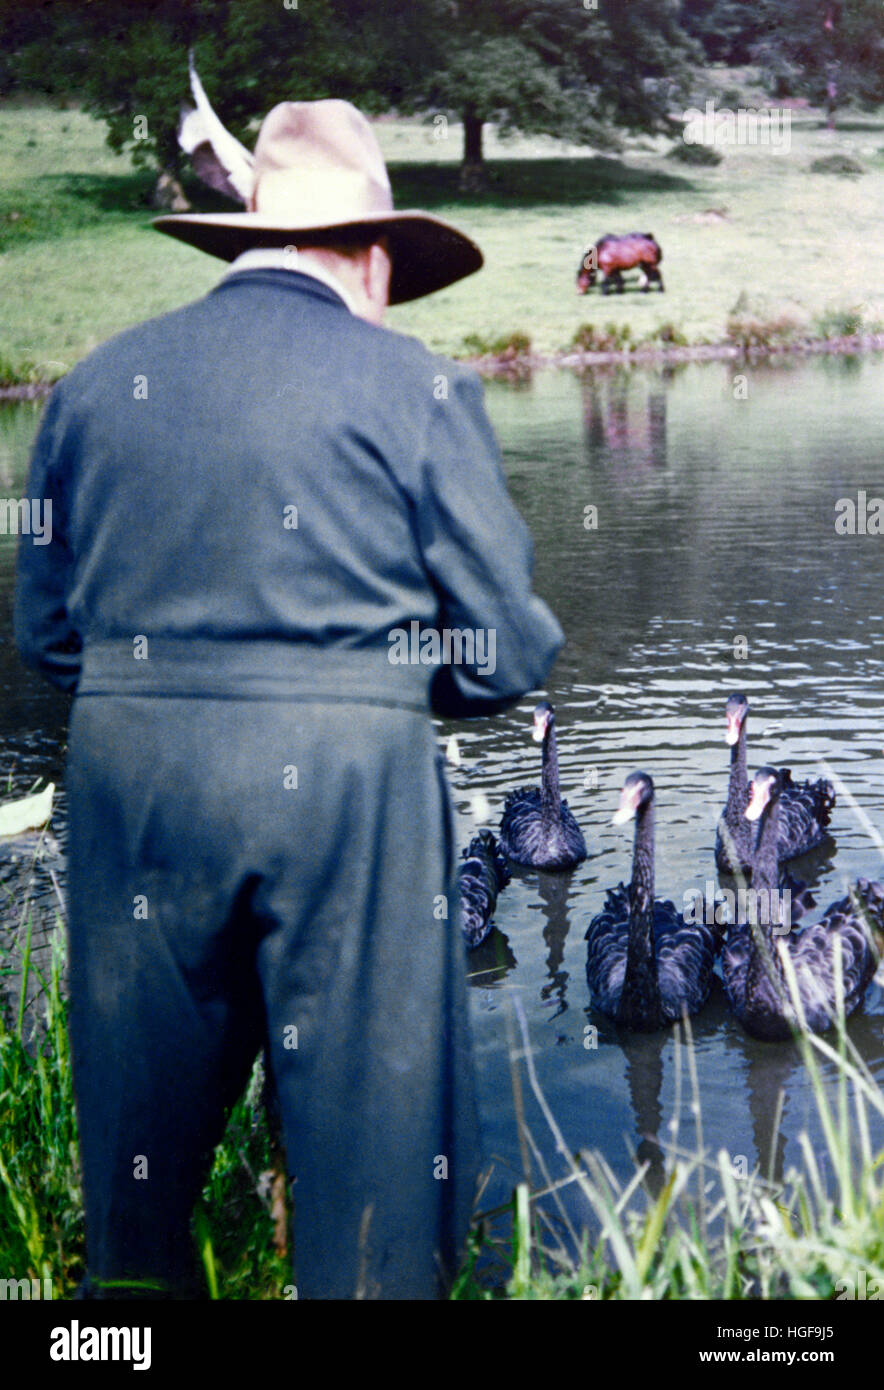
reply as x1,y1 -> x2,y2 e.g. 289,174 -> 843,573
356,317 -> 482,396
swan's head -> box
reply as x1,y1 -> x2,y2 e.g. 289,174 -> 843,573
725,692 -> 749,746
532,701 -> 554,744
745,765 -> 782,821
613,771 -> 654,824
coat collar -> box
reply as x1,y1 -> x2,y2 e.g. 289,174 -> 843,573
225,247 -> 358,314
211,264 -> 353,314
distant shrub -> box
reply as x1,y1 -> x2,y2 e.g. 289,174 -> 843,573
459,330 -> 532,360
815,306 -> 864,339
653,322 -> 689,347
570,322 -> 632,353
725,313 -> 802,350
0,351 -> 40,386
809,154 -> 865,176
630,322 -> 691,351
668,141 -> 724,166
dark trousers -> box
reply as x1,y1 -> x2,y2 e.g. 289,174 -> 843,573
65,692 -> 480,1299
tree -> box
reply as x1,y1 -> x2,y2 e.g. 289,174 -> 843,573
2,0 -> 427,194
753,0 -> 884,128
0,0 -> 94,97
83,0 -> 409,178
680,1 -> 767,65
406,0 -> 699,185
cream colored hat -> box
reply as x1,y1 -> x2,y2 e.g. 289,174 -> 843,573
153,59 -> 483,304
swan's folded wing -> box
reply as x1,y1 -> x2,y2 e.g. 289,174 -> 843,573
777,771 -> 836,857
654,906 -> 718,1012
413,369 -> 564,717
584,887 -> 630,1012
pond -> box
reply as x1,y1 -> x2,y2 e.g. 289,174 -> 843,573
2,355 -> 884,1262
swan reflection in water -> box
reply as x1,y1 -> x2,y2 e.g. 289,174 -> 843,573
534,869 -> 579,1020
465,927 -> 518,987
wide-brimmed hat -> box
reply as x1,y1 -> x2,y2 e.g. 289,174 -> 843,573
153,59 -> 483,304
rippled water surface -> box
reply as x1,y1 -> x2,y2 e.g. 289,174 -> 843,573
453,356 -> 884,1226
2,357 -> 884,1240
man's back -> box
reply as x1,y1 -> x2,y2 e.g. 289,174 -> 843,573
17,268 -> 560,714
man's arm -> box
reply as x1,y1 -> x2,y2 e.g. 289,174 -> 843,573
13,385 -> 82,693
414,367 -> 564,717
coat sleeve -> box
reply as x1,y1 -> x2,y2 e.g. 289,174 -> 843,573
13,383 -> 83,694
414,367 -> 564,717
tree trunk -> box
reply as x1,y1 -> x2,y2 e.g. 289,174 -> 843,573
460,108 -> 485,191
152,168 -> 190,211
825,77 -> 838,131
824,6 -> 838,131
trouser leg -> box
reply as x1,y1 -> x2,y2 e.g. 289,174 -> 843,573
256,708 -> 480,1299
65,700 -> 265,1296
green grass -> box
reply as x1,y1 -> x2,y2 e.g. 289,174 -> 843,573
3,96 -> 884,372
455,992 -> 884,1301
0,872 -> 291,1299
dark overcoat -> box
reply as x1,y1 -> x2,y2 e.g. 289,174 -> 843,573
15,267 -> 563,1298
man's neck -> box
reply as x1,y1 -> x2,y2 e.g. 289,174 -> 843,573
225,247 -> 358,315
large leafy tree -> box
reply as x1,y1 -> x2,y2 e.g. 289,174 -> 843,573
409,0 -> 698,184
753,0 -> 884,126
2,0 -> 431,181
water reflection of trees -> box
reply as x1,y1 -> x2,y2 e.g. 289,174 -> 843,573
580,366 -> 671,473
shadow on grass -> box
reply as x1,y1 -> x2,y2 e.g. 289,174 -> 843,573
0,170 -> 156,250
387,155 -> 697,209
815,118 -> 884,133
41,170 -> 157,212
1,156 -> 697,255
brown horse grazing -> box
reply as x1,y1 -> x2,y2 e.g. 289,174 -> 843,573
577,233 -> 664,295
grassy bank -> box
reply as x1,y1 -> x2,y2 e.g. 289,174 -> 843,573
5,894 -> 884,1300
0,881 -> 291,1298
2,93 -> 884,382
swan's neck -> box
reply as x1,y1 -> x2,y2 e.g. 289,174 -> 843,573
751,796 -> 780,900
726,718 -> 748,821
746,798 -> 785,998
617,801 -> 663,1029
540,725 -> 562,827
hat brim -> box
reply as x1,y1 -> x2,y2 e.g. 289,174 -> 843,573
152,209 -> 483,305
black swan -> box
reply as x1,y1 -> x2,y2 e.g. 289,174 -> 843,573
499,702 -> 587,870
458,830 -> 511,949
722,767 -> 882,1041
584,772 -> 718,1031
715,692 -> 835,875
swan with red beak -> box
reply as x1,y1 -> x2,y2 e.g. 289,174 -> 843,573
715,691 -> 836,876
585,772 -> 719,1032
720,765 -> 881,1041
500,701 -> 587,869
